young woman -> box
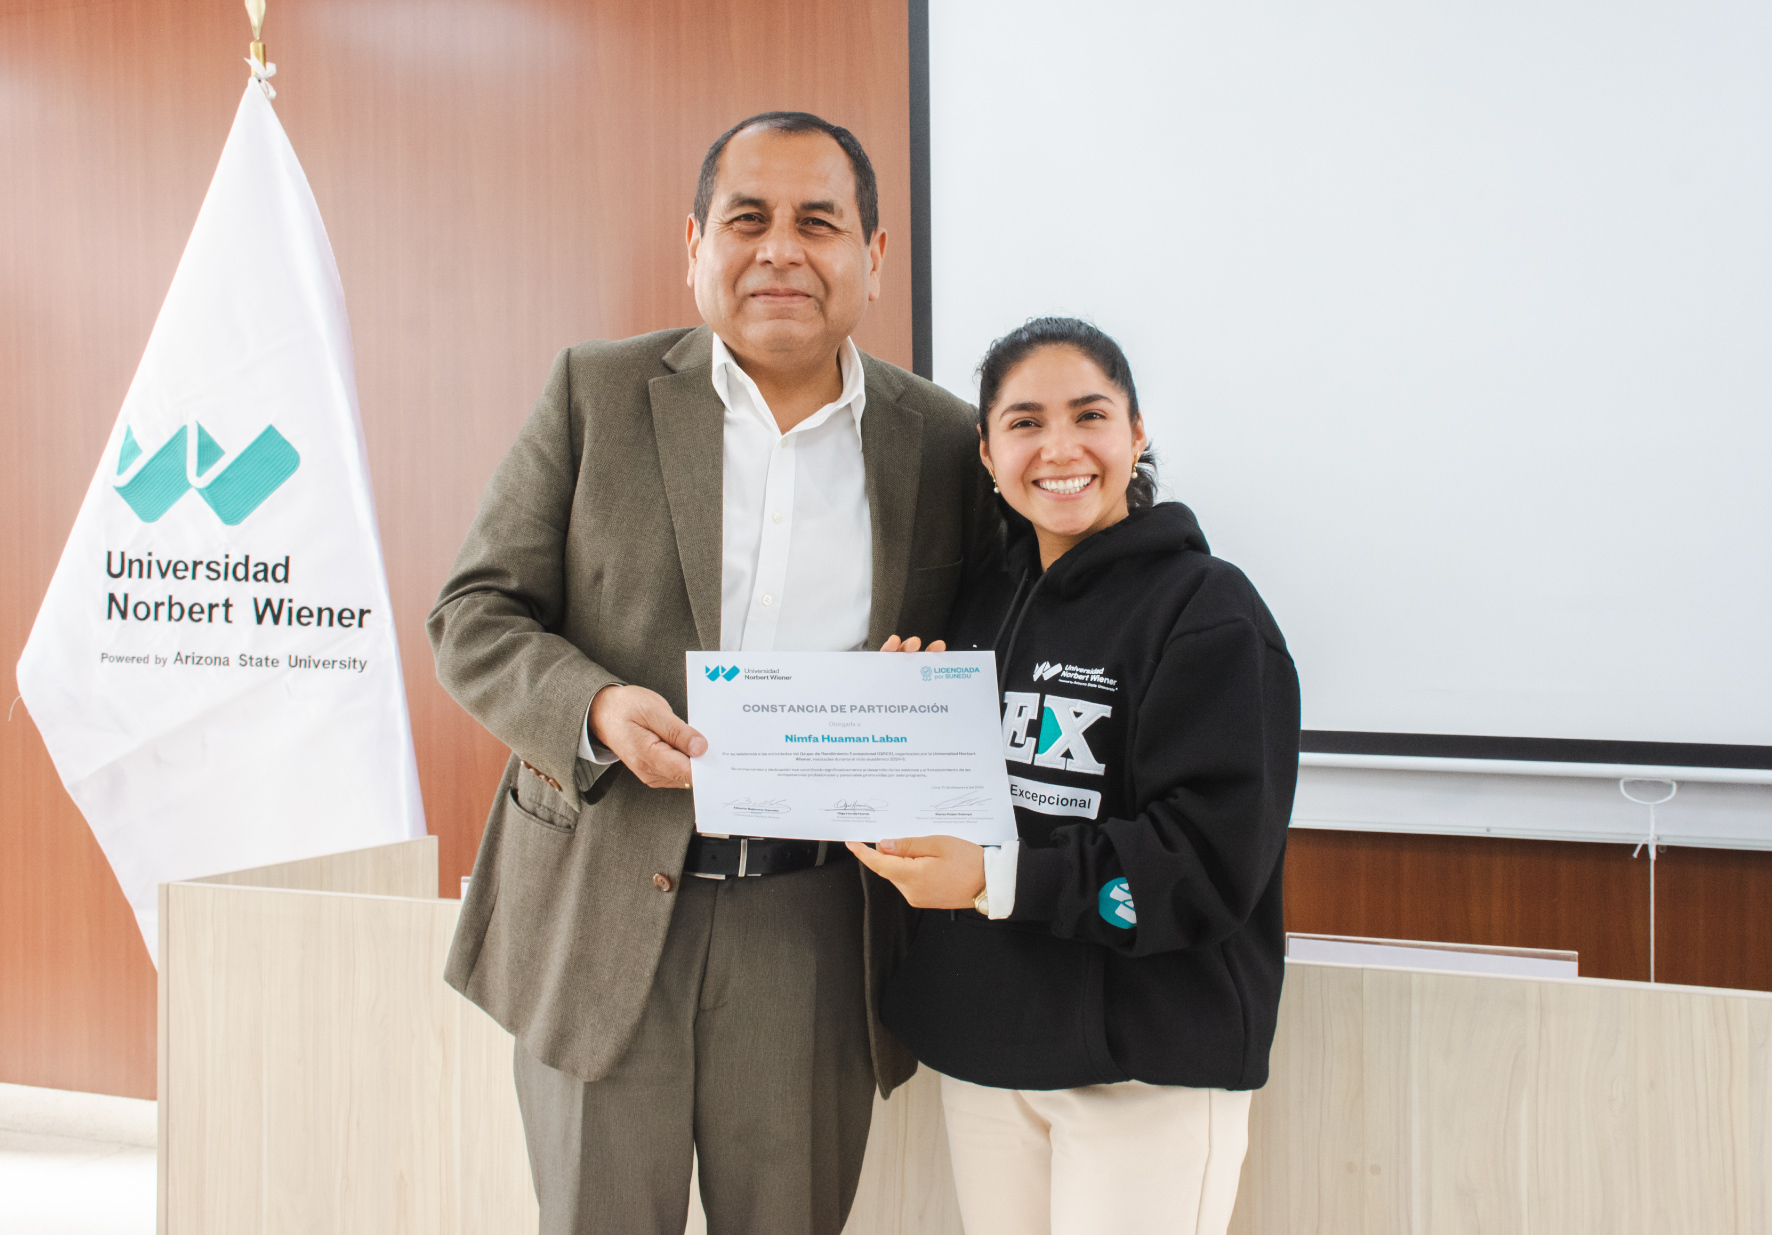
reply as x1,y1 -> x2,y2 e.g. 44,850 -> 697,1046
850,318 -> 1300,1235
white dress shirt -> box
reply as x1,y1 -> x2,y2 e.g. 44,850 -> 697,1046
580,334 -> 871,759
711,333 -> 873,653
579,332 -> 1016,910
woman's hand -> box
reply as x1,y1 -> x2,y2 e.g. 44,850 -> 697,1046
880,634 -> 947,652
847,835 -> 985,909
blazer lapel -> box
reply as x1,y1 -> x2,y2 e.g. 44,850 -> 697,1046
862,385 -> 924,649
650,327 -> 723,651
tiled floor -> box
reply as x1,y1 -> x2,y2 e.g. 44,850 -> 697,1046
0,1129 -> 155,1234
0,1085 -> 155,1235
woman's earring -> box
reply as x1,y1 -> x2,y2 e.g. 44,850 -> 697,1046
989,473 -> 999,493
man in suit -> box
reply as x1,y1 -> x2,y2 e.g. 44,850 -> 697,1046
431,112 -> 986,1235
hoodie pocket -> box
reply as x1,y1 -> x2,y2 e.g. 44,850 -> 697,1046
1080,942 -> 1129,1084
886,910 -> 1125,1090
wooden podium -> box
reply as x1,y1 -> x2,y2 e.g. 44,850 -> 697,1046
158,839 -> 1772,1233
156,838 -> 960,1234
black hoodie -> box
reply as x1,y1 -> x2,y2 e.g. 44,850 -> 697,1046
880,502 -> 1300,1091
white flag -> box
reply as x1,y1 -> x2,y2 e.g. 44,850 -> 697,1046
16,79 -> 426,956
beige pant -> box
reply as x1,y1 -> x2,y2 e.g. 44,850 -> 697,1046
938,1073 -> 1252,1235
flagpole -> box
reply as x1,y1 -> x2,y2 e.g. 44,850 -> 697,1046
17,0 -> 427,955
246,0 -> 266,68
243,0 -> 277,101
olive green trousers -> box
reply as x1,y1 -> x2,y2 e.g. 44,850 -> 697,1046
513,861 -> 876,1235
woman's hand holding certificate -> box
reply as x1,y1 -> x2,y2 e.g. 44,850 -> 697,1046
846,834 -> 987,909
685,650 -> 1016,844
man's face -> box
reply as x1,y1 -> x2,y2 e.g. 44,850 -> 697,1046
688,127 -> 885,367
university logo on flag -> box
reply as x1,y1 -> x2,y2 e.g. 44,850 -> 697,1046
112,422 -> 300,524
16,68 -> 425,957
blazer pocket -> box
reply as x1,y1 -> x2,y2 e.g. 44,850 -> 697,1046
905,557 -> 963,601
512,762 -> 579,833
900,558 -> 964,635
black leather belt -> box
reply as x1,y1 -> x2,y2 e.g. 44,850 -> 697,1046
683,835 -> 852,878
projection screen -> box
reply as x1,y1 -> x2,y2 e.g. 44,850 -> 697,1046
924,1 -> 1772,761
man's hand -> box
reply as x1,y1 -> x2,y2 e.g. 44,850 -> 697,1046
880,634 -> 947,652
590,685 -> 707,789
846,835 -> 985,909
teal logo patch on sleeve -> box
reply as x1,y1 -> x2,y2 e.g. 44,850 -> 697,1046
1098,877 -> 1136,928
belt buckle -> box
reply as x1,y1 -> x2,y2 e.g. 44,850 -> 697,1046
737,837 -> 749,878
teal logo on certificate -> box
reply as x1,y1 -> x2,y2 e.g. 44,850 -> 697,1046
1099,877 -> 1137,928
685,650 -> 1017,846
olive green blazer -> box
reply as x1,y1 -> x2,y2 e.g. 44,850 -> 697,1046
430,325 -> 988,1093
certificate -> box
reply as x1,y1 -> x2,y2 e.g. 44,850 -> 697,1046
686,651 -> 1017,844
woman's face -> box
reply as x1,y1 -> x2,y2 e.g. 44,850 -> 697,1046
980,345 -> 1147,563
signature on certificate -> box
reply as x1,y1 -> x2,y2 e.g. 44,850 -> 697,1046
822,798 -> 886,815
725,797 -> 792,816
927,791 -> 991,812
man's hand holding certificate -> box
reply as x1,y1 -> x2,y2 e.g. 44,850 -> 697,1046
686,651 -> 1016,844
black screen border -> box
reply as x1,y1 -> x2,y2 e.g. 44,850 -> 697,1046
909,0 -> 933,379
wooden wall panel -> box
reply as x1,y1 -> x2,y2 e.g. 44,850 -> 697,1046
6,0 -> 1768,1107
1656,845 -> 1772,992
1,0 -> 910,1099
1286,829 -> 1772,995
1285,830 -> 1653,981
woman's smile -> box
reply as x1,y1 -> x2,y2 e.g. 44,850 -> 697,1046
981,343 -> 1147,568
1032,475 -> 1096,496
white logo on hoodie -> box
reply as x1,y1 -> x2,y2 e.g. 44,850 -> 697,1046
1001,691 -> 1111,775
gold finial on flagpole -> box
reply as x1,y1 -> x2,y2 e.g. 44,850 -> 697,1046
245,0 -> 267,65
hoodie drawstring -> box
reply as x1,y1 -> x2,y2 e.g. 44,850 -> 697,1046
989,568 -> 1030,664
996,568 -> 1046,686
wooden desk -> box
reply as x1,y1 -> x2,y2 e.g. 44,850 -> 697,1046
158,839 -> 1772,1233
